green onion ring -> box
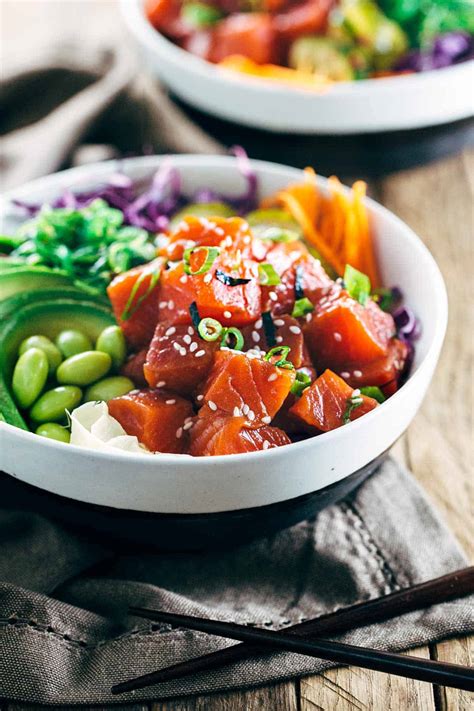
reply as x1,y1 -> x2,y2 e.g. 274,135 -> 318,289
183,246 -> 220,276
221,327 -> 244,351
198,317 -> 223,342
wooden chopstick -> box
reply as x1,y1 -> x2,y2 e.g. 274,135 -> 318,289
111,566 -> 474,694
117,607 -> 474,694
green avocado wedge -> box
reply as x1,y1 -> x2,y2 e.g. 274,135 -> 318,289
0,265 -> 108,302
0,298 -> 115,430
0,287 -> 108,322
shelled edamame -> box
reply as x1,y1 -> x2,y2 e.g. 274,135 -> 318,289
11,325 -> 133,442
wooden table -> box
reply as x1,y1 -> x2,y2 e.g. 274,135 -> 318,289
2,2 -> 473,709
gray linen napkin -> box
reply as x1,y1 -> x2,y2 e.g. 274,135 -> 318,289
0,459 -> 472,704
0,44 -> 473,705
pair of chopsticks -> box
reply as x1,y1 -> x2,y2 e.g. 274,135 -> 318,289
112,566 -> 474,694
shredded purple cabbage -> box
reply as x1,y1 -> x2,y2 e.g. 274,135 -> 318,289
11,147 -> 259,231
396,31 -> 473,72
393,304 -> 422,344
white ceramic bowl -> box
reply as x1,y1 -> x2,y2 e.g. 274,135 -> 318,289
120,0 -> 474,135
0,155 -> 447,526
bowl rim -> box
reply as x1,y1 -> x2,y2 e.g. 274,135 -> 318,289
0,154 -> 448,469
120,0 -> 474,100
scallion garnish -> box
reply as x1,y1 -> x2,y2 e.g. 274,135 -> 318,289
360,386 -> 385,403
189,301 -> 201,330
344,264 -> 371,306
198,317 -> 223,342
221,327 -> 244,351
292,297 -> 314,319
256,226 -> 300,243
291,370 -> 311,397
215,269 -> 251,287
342,392 -> 364,424
182,2 -> 223,27
264,346 -> 294,370
121,262 -> 162,321
262,311 -> 276,348
258,263 -> 281,286
294,265 -> 305,301
372,287 -> 398,312
183,246 -> 220,276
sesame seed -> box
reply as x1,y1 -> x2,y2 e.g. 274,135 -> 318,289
208,400 -> 217,411
187,326 -> 195,335
204,273 -> 213,284
183,334 -> 192,344
269,291 -> 278,302
157,381 -> 166,388
268,373 -> 278,382
195,349 -> 206,358
340,372 -> 350,379
179,347 -> 187,356
166,399 -> 176,405
176,427 -> 183,439
274,319 -> 285,327
233,406 -> 241,417
168,300 -> 175,309
165,326 -> 176,336
252,331 -> 260,343
263,441 -> 270,450
173,342 -> 182,352
255,319 -> 263,329
196,394 -> 204,401
215,227 -> 225,236
242,404 -> 250,415
184,417 -> 193,423
276,336 -> 283,343
159,301 -> 167,309
247,410 -> 255,421
243,235 -> 251,244
179,275 -> 188,284
223,310 -> 232,319
262,416 -> 271,424
333,332 -> 342,342
353,370 -> 363,378
183,421 -> 193,431
190,342 -> 198,353
352,389 -> 361,397
289,326 -> 301,334
305,313 -> 312,323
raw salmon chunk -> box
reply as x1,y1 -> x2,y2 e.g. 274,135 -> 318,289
304,290 -> 395,370
189,414 -> 291,456
242,314 -> 311,368
108,388 -> 194,453
200,349 -> 295,425
144,323 -> 219,394
336,338 -> 409,396
107,258 -> 164,349
289,369 -> 378,432
121,349 -> 148,387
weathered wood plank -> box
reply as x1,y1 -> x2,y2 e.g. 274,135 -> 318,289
7,706 -> 149,711
151,681 -> 298,710
432,636 -> 474,711
299,647 -> 435,711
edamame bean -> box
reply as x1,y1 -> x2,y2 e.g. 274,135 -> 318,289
56,351 -> 111,386
95,325 -> 127,370
36,422 -> 70,443
85,376 -> 134,402
55,329 -> 92,358
30,385 -> 82,423
12,347 -> 48,409
19,334 -> 62,375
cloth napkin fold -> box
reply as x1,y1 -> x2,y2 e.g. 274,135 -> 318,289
0,459 -> 473,704
0,44 -> 473,705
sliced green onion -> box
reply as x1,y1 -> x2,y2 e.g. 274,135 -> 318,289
342,393 -> 364,424
198,317 -> 223,342
189,301 -> 201,330
183,246 -> 219,276
221,327 -> 244,351
344,264 -> 371,306
258,263 -> 281,286
120,263 -> 161,321
360,386 -> 385,403
182,2 -> 223,28
264,346 -> 294,370
292,297 -> 314,319
256,227 -> 300,243
291,370 -> 311,397
262,311 -> 276,348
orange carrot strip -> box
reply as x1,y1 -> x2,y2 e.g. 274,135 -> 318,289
352,180 -> 380,286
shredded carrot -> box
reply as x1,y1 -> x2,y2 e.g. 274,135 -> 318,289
262,170 -> 380,286
219,56 -> 331,92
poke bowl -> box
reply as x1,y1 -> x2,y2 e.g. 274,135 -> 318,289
121,0 -> 474,134
0,154 -> 447,549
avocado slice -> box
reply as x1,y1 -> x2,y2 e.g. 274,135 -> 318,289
169,202 -> 235,231
0,298 -> 115,430
0,266 -> 73,301
289,37 -> 356,81
0,287 -> 109,322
